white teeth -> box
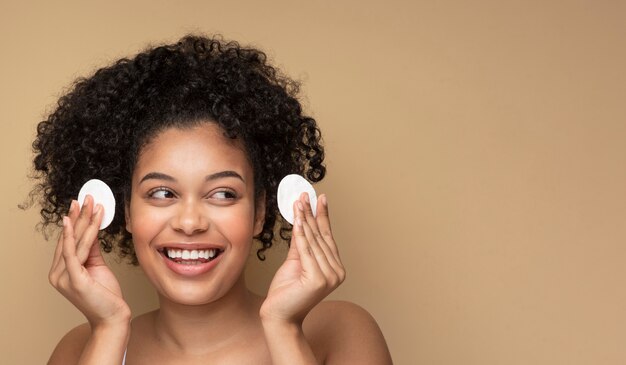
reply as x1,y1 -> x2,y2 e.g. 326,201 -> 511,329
165,248 -> 219,260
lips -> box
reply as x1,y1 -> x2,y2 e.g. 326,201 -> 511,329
157,245 -> 224,276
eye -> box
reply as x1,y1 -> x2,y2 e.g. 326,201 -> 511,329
148,187 -> 175,199
211,190 -> 237,200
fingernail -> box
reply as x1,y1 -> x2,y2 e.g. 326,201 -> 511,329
321,194 -> 327,206
93,204 -> 102,215
295,217 -> 302,227
62,216 -> 69,227
296,201 -> 304,211
304,193 -> 310,203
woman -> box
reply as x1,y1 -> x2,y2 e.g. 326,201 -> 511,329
33,34 -> 392,364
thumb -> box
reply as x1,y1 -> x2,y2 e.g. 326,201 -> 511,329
85,238 -> 106,267
286,229 -> 301,261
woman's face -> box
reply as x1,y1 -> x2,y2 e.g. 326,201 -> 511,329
126,122 -> 264,305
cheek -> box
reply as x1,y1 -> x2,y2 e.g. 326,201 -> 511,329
210,206 -> 256,244
128,204 -> 169,243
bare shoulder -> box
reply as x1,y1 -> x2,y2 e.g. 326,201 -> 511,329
303,301 -> 393,364
47,322 -> 91,364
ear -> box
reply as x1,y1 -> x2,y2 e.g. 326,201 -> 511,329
253,190 -> 266,236
125,201 -> 132,233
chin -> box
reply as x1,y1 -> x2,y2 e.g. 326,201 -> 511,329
156,275 -> 245,306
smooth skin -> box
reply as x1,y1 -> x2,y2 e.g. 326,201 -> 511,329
48,123 -> 392,364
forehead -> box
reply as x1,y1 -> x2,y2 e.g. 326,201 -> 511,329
133,123 -> 252,180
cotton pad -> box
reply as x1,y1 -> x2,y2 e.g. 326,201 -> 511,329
77,179 -> 116,230
277,174 -> 317,225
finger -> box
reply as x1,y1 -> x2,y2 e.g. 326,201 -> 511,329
306,194 -> 345,285
72,195 -> 95,244
300,216 -> 344,289
69,199 -> 80,223
315,194 -> 332,242
75,204 -> 104,263
300,192 -> 321,233
300,193 -> 328,254
84,208 -> 107,267
300,193 -> 338,270
49,228 -> 66,285
314,194 -> 342,264
295,198 -> 336,279
286,228 -> 301,261
302,215 -> 335,278
285,198 -> 303,260
61,216 -> 84,279
52,201 -> 78,269
291,202 -> 323,276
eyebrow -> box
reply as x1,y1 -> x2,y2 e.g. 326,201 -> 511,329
139,170 -> 245,184
205,170 -> 245,183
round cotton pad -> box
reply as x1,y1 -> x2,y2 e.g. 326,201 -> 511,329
77,179 -> 116,230
277,174 -> 317,225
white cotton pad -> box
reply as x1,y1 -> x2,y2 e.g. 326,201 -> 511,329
277,174 -> 317,225
77,179 -> 116,230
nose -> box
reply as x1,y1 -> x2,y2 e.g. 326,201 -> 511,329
171,199 -> 209,235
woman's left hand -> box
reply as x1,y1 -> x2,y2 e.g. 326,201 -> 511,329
260,193 -> 346,325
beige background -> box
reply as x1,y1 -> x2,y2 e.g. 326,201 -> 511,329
2,1 -> 625,364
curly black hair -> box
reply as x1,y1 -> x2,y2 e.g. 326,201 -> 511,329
30,34 -> 325,264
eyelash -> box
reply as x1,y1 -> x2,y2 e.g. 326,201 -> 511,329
211,190 -> 237,200
146,187 -> 237,200
147,187 -> 175,200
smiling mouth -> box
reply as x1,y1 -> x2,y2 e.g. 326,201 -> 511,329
159,248 -> 223,265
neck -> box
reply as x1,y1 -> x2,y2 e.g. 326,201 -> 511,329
150,275 -> 264,354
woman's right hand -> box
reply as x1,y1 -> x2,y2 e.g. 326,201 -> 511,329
48,195 -> 131,329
